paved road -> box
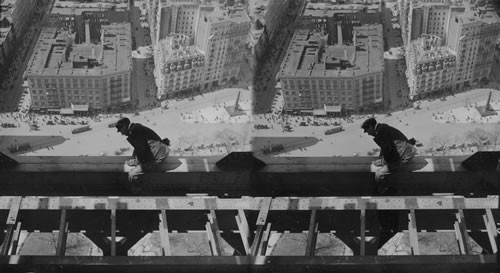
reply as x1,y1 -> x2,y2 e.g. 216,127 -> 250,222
130,5 -> 158,110
0,0 -> 53,113
381,2 -> 410,111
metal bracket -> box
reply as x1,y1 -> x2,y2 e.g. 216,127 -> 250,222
215,152 -> 266,171
462,151 -> 500,171
0,153 -> 19,170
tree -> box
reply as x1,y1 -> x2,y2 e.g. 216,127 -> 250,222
429,134 -> 451,155
215,128 -> 242,155
466,128 -> 491,151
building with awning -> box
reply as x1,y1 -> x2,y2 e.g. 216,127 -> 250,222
313,109 -> 326,116
60,108 -> 74,115
325,105 -> 342,116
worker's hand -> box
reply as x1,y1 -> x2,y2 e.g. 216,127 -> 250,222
372,159 -> 385,167
126,159 -> 139,167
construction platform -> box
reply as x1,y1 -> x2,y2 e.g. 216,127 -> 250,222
0,152 -> 498,272
0,195 -> 497,272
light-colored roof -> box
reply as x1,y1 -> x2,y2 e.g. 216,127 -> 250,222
279,24 -> 383,78
51,0 -> 128,15
26,23 -> 132,77
411,38 -> 456,63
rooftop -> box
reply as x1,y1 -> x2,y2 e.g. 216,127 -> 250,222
26,23 -> 132,77
160,35 -> 204,63
51,0 -> 129,15
279,24 -> 383,78
411,35 -> 456,63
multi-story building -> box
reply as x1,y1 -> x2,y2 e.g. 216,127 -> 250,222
406,0 -> 453,44
278,24 -> 384,113
446,5 -> 500,90
155,34 -> 205,99
406,35 -> 456,100
25,23 -> 132,112
195,8 -> 250,89
147,0 -> 202,47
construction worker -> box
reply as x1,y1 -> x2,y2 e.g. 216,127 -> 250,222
116,117 -> 170,192
361,117 -> 417,194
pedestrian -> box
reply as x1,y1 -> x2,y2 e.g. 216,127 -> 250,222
115,117 -> 171,193
361,117 -> 417,194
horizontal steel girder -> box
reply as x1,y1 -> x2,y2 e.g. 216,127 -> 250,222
0,255 -> 496,273
0,155 -> 498,196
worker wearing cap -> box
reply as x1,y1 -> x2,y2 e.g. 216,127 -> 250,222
361,117 -> 417,192
115,117 -> 170,190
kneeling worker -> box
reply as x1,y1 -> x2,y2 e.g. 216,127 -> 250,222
361,117 -> 417,194
116,117 -> 170,192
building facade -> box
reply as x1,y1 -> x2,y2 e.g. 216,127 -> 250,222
406,35 -> 456,99
279,25 -> 384,113
155,34 -> 205,99
195,8 -> 250,89
25,24 -> 132,111
446,7 -> 500,90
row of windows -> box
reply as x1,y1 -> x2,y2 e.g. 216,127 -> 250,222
30,75 -> 129,89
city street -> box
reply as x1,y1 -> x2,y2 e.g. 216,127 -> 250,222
0,88 -> 252,157
0,0 -> 53,113
382,1 -> 410,111
130,3 -> 158,110
252,1 -> 304,114
253,88 -> 500,157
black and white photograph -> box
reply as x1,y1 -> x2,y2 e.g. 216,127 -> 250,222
0,0 -> 499,272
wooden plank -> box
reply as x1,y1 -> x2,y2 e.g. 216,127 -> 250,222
205,222 -> 219,256
305,210 -> 317,256
258,223 -> 272,256
456,209 -> 472,255
256,198 -> 272,226
9,222 -> 22,255
360,208 -> 366,256
483,209 -> 498,254
208,210 -> 224,256
250,198 -> 272,256
408,209 -> 420,255
0,197 -> 22,255
235,210 -> 250,255
158,210 -> 171,256
110,209 -> 116,257
56,209 -> 68,256
250,225 -> 265,256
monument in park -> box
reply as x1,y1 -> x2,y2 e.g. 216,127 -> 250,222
476,91 -> 497,117
225,91 -> 246,117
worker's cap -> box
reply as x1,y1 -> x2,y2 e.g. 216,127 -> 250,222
361,117 -> 377,132
115,117 -> 130,132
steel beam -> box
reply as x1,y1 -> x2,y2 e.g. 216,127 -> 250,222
305,210 -> 317,256
0,196 -> 496,211
1,155 -> 498,197
159,210 -> 171,256
408,209 -> 420,255
0,197 -> 21,255
0,255 -> 495,273
56,209 -> 68,256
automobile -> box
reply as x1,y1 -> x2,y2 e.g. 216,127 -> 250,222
46,120 -> 55,125
325,126 -> 344,135
299,122 -> 308,126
